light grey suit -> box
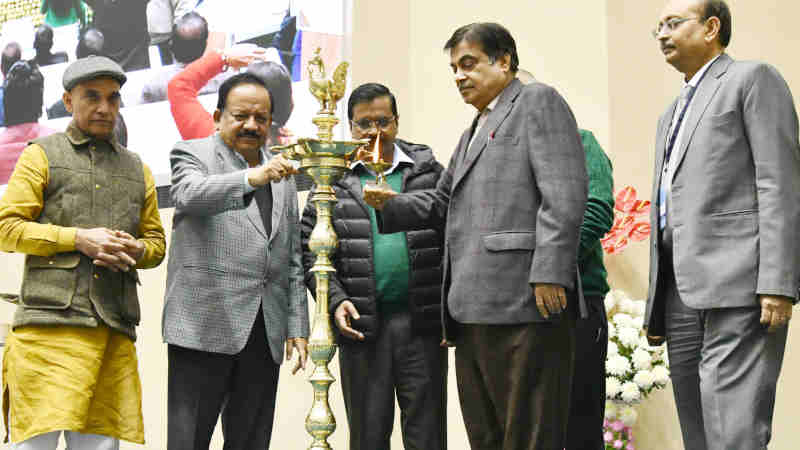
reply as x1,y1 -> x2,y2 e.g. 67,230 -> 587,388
645,53 -> 800,450
378,78 -> 587,448
163,134 -> 309,364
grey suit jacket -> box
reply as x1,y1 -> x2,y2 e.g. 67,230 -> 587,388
378,79 -> 588,337
645,53 -> 800,335
163,134 -> 309,363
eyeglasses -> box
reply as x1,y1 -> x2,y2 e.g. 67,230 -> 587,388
651,17 -> 701,38
351,116 -> 395,131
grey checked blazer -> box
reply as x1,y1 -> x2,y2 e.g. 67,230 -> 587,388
378,79 -> 588,339
645,53 -> 800,335
163,134 -> 309,363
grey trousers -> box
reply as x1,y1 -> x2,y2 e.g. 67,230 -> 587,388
11,431 -> 118,450
338,309 -> 447,450
660,240 -> 788,450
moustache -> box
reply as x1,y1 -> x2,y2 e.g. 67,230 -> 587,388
237,131 -> 262,139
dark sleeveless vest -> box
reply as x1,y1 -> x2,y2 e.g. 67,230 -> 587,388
14,123 -> 145,340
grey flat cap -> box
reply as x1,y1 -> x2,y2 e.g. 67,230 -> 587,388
62,56 -> 127,91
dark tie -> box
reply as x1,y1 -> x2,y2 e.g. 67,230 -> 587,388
254,185 -> 273,237
664,84 -> 696,165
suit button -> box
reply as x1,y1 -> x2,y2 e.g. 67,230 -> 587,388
93,274 -> 100,279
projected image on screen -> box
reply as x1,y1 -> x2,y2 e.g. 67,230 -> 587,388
0,0 -> 348,198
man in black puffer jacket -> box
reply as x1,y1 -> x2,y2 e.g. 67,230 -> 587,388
301,83 -> 447,450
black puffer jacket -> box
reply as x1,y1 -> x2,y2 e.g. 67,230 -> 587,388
301,139 -> 445,342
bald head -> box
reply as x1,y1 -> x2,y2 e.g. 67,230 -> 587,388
172,12 -> 209,63
2,42 -> 21,76
77,28 -> 105,59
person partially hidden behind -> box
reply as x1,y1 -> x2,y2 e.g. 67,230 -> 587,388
0,55 -> 166,450
301,82 -> 447,450
31,24 -> 68,67
0,61 -> 57,185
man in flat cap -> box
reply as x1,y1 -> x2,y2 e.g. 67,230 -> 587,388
0,55 -> 166,449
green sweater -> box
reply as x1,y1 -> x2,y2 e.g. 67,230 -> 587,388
578,129 -> 614,298
359,169 -> 410,313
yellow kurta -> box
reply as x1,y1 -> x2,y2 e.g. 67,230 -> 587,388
3,325 -> 144,444
0,138 -> 165,444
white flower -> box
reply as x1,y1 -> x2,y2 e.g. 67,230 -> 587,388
607,341 -> 619,356
605,290 -> 626,312
604,293 -> 617,313
652,365 -> 670,385
619,405 -> 639,426
633,370 -> 655,389
631,348 -> 652,370
634,301 -> 647,317
618,326 -> 641,349
620,381 -> 641,403
605,400 -> 618,419
606,376 -> 622,398
612,313 -> 634,328
607,321 -> 617,339
620,298 -> 636,315
606,355 -> 631,377
632,316 -> 645,330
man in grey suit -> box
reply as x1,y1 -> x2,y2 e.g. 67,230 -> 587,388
163,72 -> 309,450
364,22 -> 588,450
647,1 -> 800,449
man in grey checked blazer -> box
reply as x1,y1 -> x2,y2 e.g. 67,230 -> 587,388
163,72 -> 309,450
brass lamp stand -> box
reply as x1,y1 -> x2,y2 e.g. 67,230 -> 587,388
272,48 -> 367,450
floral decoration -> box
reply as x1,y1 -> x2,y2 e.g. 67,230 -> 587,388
601,186 -> 651,254
603,290 -> 670,450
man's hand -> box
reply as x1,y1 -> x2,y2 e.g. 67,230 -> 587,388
533,283 -> 567,319
334,300 -> 365,341
363,184 -> 397,210
286,337 -> 308,375
647,334 -> 666,346
75,228 -> 135,272
759,294 -> 793,333
223,44 -> 267,69
113,230 -> 145,262
247,154 -> 299,187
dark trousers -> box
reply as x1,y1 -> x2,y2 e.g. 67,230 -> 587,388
167,312 -> 280,450
455,311 -> 576,450
660,228 -> 788,450
338,309 -> 447,450
566,296 -> 608,450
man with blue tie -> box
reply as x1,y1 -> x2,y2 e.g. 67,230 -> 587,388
646,1 -> 800,449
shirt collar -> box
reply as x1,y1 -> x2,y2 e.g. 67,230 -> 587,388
351,143 -> 413,175
486,95 -> 500,112
685,53 -> 722,88
65,120 -> 120,152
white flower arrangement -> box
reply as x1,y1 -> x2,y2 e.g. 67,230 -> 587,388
604,290 -> 670,407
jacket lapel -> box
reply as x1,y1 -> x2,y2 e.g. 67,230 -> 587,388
215,135 -> 269,240
452,78 -> 522,191
669,53 -> 731,182
338,169 -> 372,216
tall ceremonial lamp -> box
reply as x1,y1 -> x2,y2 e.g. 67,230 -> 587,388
272,48 -> 369,450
